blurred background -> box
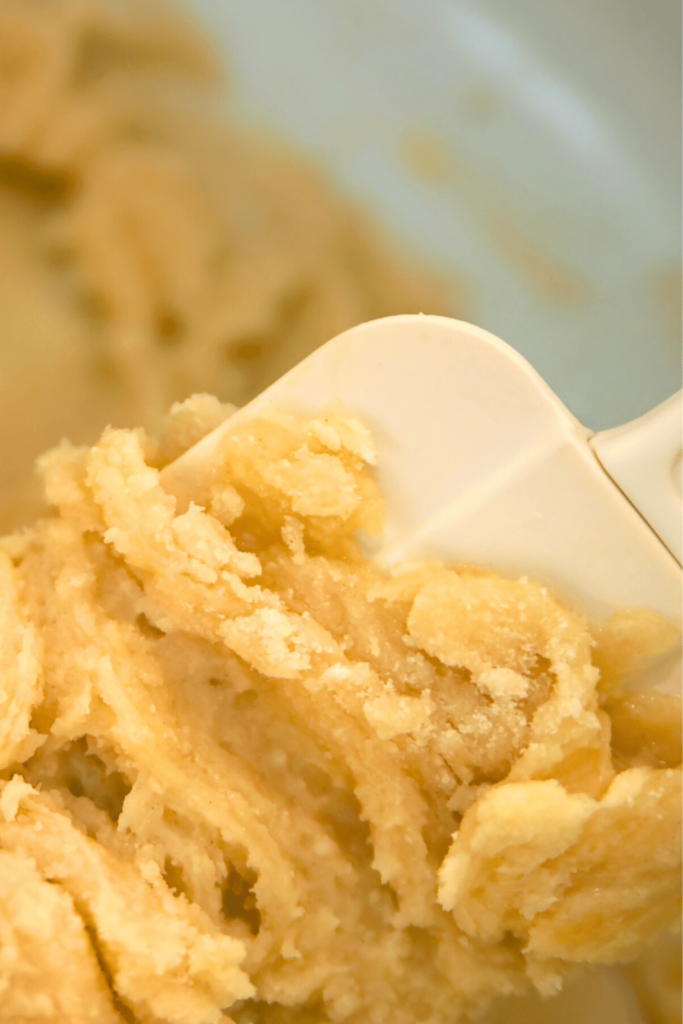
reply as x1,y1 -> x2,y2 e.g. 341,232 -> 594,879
188,0 -> 681,431
0,0 -> 680,531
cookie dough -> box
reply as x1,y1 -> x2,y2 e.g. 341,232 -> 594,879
0,0 -> 452,532
0,399 -> 679,1023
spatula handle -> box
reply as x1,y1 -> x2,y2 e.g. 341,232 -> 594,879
590,391 -> 682,565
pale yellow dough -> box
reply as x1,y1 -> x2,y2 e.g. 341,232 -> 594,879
0,398 -> 680,1023
0,0 -> 680,1020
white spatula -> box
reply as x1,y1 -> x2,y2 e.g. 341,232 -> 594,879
161,315 -> 682,694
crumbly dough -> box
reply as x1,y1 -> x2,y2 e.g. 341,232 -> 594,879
0,0 -> 679,1019
0,399 -> 680,1024
0,0 -> 453,532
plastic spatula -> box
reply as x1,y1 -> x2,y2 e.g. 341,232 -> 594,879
161,315 -> 682,695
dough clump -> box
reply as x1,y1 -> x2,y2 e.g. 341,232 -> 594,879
0,400 -> 680,1023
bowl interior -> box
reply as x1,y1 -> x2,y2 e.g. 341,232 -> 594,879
186,0 -> 681,431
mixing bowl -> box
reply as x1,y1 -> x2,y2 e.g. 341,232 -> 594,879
187,0 -> 681,433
